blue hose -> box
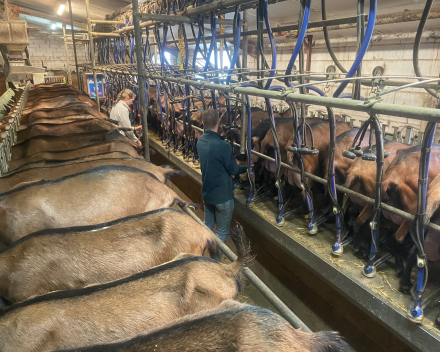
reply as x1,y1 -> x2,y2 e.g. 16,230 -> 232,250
333,0 -> 377,97
204,17 -> 217,73
226,12 -> 241,85
305,85 -> 326,96
193,21 -> 203,69
285,0 -> 312,87
263,1 -> 276,90
143,29 -> 149,64
339,94 -> 365,100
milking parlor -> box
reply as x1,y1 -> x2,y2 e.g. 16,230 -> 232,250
1,0 -> 440,351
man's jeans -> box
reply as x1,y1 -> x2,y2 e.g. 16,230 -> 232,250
204,198 -> 234,261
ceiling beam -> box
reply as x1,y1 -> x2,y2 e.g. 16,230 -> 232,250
7,1 -> 87,26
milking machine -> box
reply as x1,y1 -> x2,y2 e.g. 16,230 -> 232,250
407,120 -> 437,322
407,0 -> 438,322
284,0 -> 319,232
331,0 -> 376,257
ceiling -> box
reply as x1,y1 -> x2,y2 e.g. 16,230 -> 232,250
4,0 -> 437,39
8,0 -> 131,23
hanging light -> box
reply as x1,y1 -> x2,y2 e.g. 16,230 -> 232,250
57,4 -> 66,15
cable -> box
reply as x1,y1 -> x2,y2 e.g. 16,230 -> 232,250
413,0 -> 437,98
285,0 -> 312,87
321,0 -> 347,73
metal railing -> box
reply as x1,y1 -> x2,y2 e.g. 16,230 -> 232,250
0,82 -> 30,176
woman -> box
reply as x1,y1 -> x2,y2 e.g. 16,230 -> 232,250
110,89 -> 142,147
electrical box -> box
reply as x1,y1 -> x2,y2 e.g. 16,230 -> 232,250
85,73 -> 105,98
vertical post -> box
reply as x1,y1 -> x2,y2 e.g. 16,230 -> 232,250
85,0 -> 100,110
4,0 -> 9,20
132,0 -> 150,161
240,9 -> 249,155
62,24 -> 72,85
68,0 -> 81,91
353,0 -> 365,100
305,35 -> 313,90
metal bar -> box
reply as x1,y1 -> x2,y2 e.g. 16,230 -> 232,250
179,204 -> 312,333
62,24 -> 72,85
353,0 -> 365,100
89,20 -> 125,24
138,14 -> 196,24
132,1 -> 150,161
116,0 -> 258,34
190,120 -> 440,233
68,0 -> 81,92
162,16 -> 358,45
91,32 -> 122,37
85,0 -> 100,110
4,0 -> 9,20
131,73 -> 440,123
240,10 -> 249,155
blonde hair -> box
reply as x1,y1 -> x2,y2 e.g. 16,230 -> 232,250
116,89 -> 136,104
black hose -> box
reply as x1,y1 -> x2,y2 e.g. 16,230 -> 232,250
413,0 -> 437,98
321,0 -> 347,73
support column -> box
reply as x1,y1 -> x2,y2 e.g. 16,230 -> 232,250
85,0 -> 101,110
62,24 -> 72,85
68,0 -> 81,91
240,9 -> 249,155
132,0 -> 150,161
353,0 -> 365,100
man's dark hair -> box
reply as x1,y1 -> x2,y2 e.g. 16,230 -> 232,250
202,109 -> 219,130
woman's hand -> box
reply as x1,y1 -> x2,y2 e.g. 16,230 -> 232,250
135,125 -> 143,131
136,140 -> 142,147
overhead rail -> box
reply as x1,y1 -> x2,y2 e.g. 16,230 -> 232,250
95,67 -> 440,123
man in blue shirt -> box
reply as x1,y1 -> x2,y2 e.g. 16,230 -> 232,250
197,109 -> 248,260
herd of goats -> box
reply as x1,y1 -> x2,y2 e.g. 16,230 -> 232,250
0,82 -> 352,351
133,80 -> 440,325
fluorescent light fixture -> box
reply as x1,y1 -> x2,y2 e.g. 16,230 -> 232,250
51,23 -> 56,30
57,4 -> 65,15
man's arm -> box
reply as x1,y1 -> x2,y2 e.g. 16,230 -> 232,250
222,143 -> 248,175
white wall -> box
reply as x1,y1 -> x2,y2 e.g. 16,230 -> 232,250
27,35 -> 87,73
240,31 -> 440,143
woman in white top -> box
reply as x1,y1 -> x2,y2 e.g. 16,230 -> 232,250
110,89 -> 142,147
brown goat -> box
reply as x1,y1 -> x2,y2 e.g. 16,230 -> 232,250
0,165 -> 194,247
0,158 -> 181,192
7,141 -> 141,172
0,230 -> 249,351
0,208 -> 217,304
11,130 -> 136,160
16,119 -> 121,143
61,300 -> 351,352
